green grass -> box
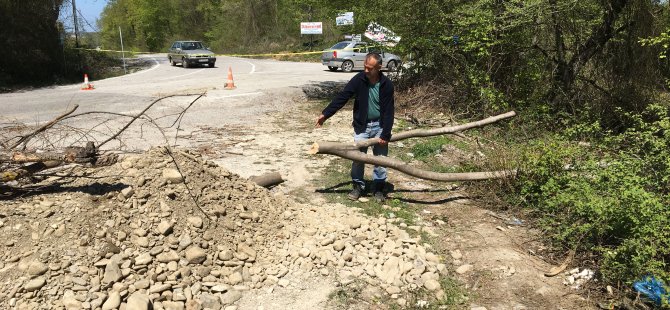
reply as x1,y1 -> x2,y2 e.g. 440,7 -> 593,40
393,276 -> 468,310
437,277 -> 470,307
315,158 -> 416,226
394,134 -> 483,176
327,280 -> 365,308
410,136 -> 470,160
411,136 -> 452,160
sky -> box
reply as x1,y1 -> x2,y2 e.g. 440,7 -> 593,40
61,0 -> 109,32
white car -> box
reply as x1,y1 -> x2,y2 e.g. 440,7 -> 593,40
167,41 -> 216,68
321,41 -> 402,72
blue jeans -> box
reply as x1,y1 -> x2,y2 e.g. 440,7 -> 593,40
351,121 -> 388,189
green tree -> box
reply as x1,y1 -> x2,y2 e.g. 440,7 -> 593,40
0,0 -> 65,86
96,0 -> 670,126
99,0 -> 174,51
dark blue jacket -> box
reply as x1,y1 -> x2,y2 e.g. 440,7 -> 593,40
322,72 -> 395,141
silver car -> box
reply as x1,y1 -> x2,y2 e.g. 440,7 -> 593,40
167,41 -> 216,68
321,41 -> 401,72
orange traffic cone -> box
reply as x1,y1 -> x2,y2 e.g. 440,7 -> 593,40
224,67 -> 236,90
81,74 -> 94,90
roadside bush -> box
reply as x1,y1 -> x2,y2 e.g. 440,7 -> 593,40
60,49 -> 132,83
514,104 -> 670,304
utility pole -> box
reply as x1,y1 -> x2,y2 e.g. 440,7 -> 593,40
72,0 -> 79,47
308,5 -> 313,51
119,26 -> 127,74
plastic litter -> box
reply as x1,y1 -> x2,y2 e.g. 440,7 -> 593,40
506,217 -> 524,225
633,276 -> 668,306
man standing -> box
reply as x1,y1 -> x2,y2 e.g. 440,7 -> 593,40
316,53 -> 395,202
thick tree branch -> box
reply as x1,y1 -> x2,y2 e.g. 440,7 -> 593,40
316,148 -> 516,182
1,160 -> 62,182
313,111 -> 516,151
569,0 -> 628,71
310,111 -> 517,182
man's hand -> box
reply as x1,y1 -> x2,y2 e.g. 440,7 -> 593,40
378,138 -> 388,145
315,114 -> 326,128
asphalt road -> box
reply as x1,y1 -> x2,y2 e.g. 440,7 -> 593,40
0,54 -> 355,150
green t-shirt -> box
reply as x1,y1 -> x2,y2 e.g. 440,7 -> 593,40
367,81 -> 381,121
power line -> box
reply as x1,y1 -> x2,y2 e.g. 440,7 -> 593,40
76,7 -> 98,32
58,0 -> 99,33
72,0 -> 79,47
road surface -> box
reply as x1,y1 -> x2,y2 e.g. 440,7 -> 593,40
0,54 -> 355,150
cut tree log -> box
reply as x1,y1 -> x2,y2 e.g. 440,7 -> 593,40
1,142 -> 118,183
310,148 -> 515,181
249,172 -> 285,188
1,153 -> 118,183
323,111 -> 517,150
309,111 -> 517,182
1,160 -> 62,182
2,142 -> 97,164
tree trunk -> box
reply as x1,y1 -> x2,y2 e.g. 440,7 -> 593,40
548,0 -> 629,112
2,142 -> 97,164
310,147 -> 515,182
312,111 -> 515,152
309,111 -> 517,182
1,160 -> 62,182
249,172 -> 284,188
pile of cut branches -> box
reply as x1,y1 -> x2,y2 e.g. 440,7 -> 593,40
1,93 -> 205,194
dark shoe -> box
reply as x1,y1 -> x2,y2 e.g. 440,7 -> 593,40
373,191 -> 385,202
348,184 -> 363,201
373,182 -> 386,202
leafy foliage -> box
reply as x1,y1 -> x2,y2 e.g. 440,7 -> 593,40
98,0 -> 346,53
0,0 -> 65,88
513,104 -> 670,302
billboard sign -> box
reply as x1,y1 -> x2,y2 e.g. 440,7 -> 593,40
336,12 -> 354,26
364,22 -> 401,46
344,34 -> 362,41
300,22 -> 323,34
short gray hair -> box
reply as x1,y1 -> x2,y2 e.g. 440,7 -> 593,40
366,52 -> 382,66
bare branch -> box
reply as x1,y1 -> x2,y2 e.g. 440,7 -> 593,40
8,104 -> 79,150
97,93 -> 205,148
2,160 -> 62,182
171,94 -> 205,146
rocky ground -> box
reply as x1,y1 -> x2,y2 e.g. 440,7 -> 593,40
0,81 -> 602,310
0,147 -> 448,309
